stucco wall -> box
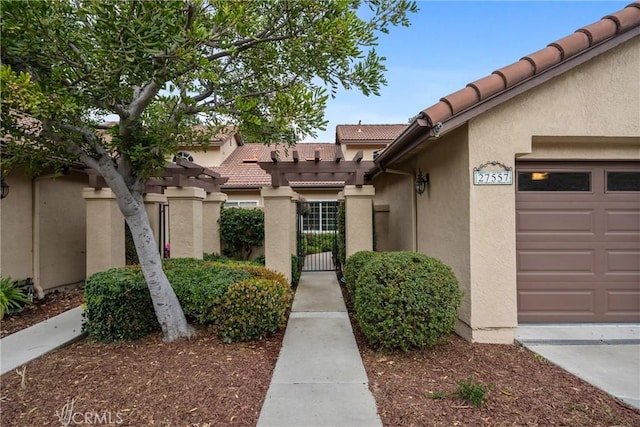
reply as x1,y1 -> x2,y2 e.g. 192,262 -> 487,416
413,126 -> 472,328
371,172 -> 415,252
34,174 -> 87,293
0,170 -> 33,281
462,36 -> 639,342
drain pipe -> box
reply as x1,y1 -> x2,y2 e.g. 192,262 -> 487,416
384,169 -> 417,252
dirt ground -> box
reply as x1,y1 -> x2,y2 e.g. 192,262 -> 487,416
1,286 -> 639,426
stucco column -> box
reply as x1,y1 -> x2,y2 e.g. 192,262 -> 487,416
82,188 -> 125,276
143,193 -> 167,253
164,186 -> 206,259
262,186 -> 297,283
203,192 -> 227,256
343,185 -> 375,257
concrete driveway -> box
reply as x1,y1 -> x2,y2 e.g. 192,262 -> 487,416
516,324 -> 640,410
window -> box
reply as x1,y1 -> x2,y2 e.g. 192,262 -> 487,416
607,171 -> 640,192
172,151 -> 194,162
225,200 -> 259,208
301,201 -> 338,232
517,171 -> 591,192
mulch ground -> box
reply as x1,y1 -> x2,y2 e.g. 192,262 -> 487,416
1,284 -> 639,426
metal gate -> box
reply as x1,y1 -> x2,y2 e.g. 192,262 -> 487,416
297,201 -> 339,271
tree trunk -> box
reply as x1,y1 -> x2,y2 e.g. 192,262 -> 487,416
124,197 -> 195,342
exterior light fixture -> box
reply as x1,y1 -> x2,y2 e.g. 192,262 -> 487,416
0,177 -> 9,199
415,169 -> 429,195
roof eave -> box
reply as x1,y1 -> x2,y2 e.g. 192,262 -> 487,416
372,25 -> 639,175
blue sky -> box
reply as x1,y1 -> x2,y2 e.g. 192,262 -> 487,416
302,0 -> 630,142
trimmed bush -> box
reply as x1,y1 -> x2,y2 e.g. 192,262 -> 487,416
83,259 -> 291,343
83,266 -> 159,342
219,207 -> 264,260
354,251 -> 462,351
217,278 -> 293,343
164,259 -> 251,324
343,251 -> 379,296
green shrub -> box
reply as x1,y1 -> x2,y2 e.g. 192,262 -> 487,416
219,207 -> 264,260
83,259 -> 289,343
0,276 -> 31,319
291,255 -> 303,287
337,201 -> 346,267
302,232 -> 335,255
354,251 -> 462,351
343,251 -> 378,296
217,278 -> 292,343
203,252 -> 229,263
164,259 -> 251,324
455,376 -> 493,407
83,266 -> 159,342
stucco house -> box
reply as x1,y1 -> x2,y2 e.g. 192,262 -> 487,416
370,2 -> 640,343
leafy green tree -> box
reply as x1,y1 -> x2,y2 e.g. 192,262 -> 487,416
0,0 -> 417,341
219,207 -> 264,261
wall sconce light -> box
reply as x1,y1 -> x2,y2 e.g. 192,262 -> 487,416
0,177 -> 9,199
415,169 -> 429,195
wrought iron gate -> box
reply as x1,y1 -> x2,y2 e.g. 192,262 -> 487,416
297,201 -> 339,271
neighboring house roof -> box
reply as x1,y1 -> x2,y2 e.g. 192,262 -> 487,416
336,123 -> 408,144
215,143 -> 345,189
374,1 -> 640,171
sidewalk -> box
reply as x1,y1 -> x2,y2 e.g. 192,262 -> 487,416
257,271 -> 382,427
0,306 -> 85,376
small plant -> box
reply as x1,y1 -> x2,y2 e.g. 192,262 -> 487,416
455,376 -> 492,407
428,391 -> 447,400
0,276 -> 31,319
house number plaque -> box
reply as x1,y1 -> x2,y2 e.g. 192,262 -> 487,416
473,161 -> 513,185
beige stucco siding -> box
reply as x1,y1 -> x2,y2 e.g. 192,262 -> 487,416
463,35 -> 639,342
0,171 -> 33,281
414,126 -> 472,326
34,174 -> 87,293
370,172 -> 415,252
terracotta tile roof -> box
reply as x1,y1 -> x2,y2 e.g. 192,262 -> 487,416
214,143 -> 345,189
336,124 -> 408,144
373,1 -> 640,170
420,1 -> 640,127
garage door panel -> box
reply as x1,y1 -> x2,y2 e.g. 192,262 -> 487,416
605,209 -> 640,233
516,161 -> 640,323
517,209 -> 594,233
606,250 -> 640,274
607,289 -> 640,316
518,250 -> 595,274
518,290 -> 594,312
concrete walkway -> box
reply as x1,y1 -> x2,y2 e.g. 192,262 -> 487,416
517,323 -> 640,410
257,271 -> 382,427
0,306 -> 85,375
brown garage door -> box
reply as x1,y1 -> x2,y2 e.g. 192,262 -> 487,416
516,161 -> 640,323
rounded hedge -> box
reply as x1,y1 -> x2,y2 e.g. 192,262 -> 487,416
354,251 -> 462,351
343,250 -> 379,296
83,258 -> 291,343
83,266 -> 159,342
164,259 -> 251,325
217,278 -> 293,343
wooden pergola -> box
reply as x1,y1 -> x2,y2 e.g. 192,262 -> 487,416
258,149 -> 375,187
86,158 -> 228,193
